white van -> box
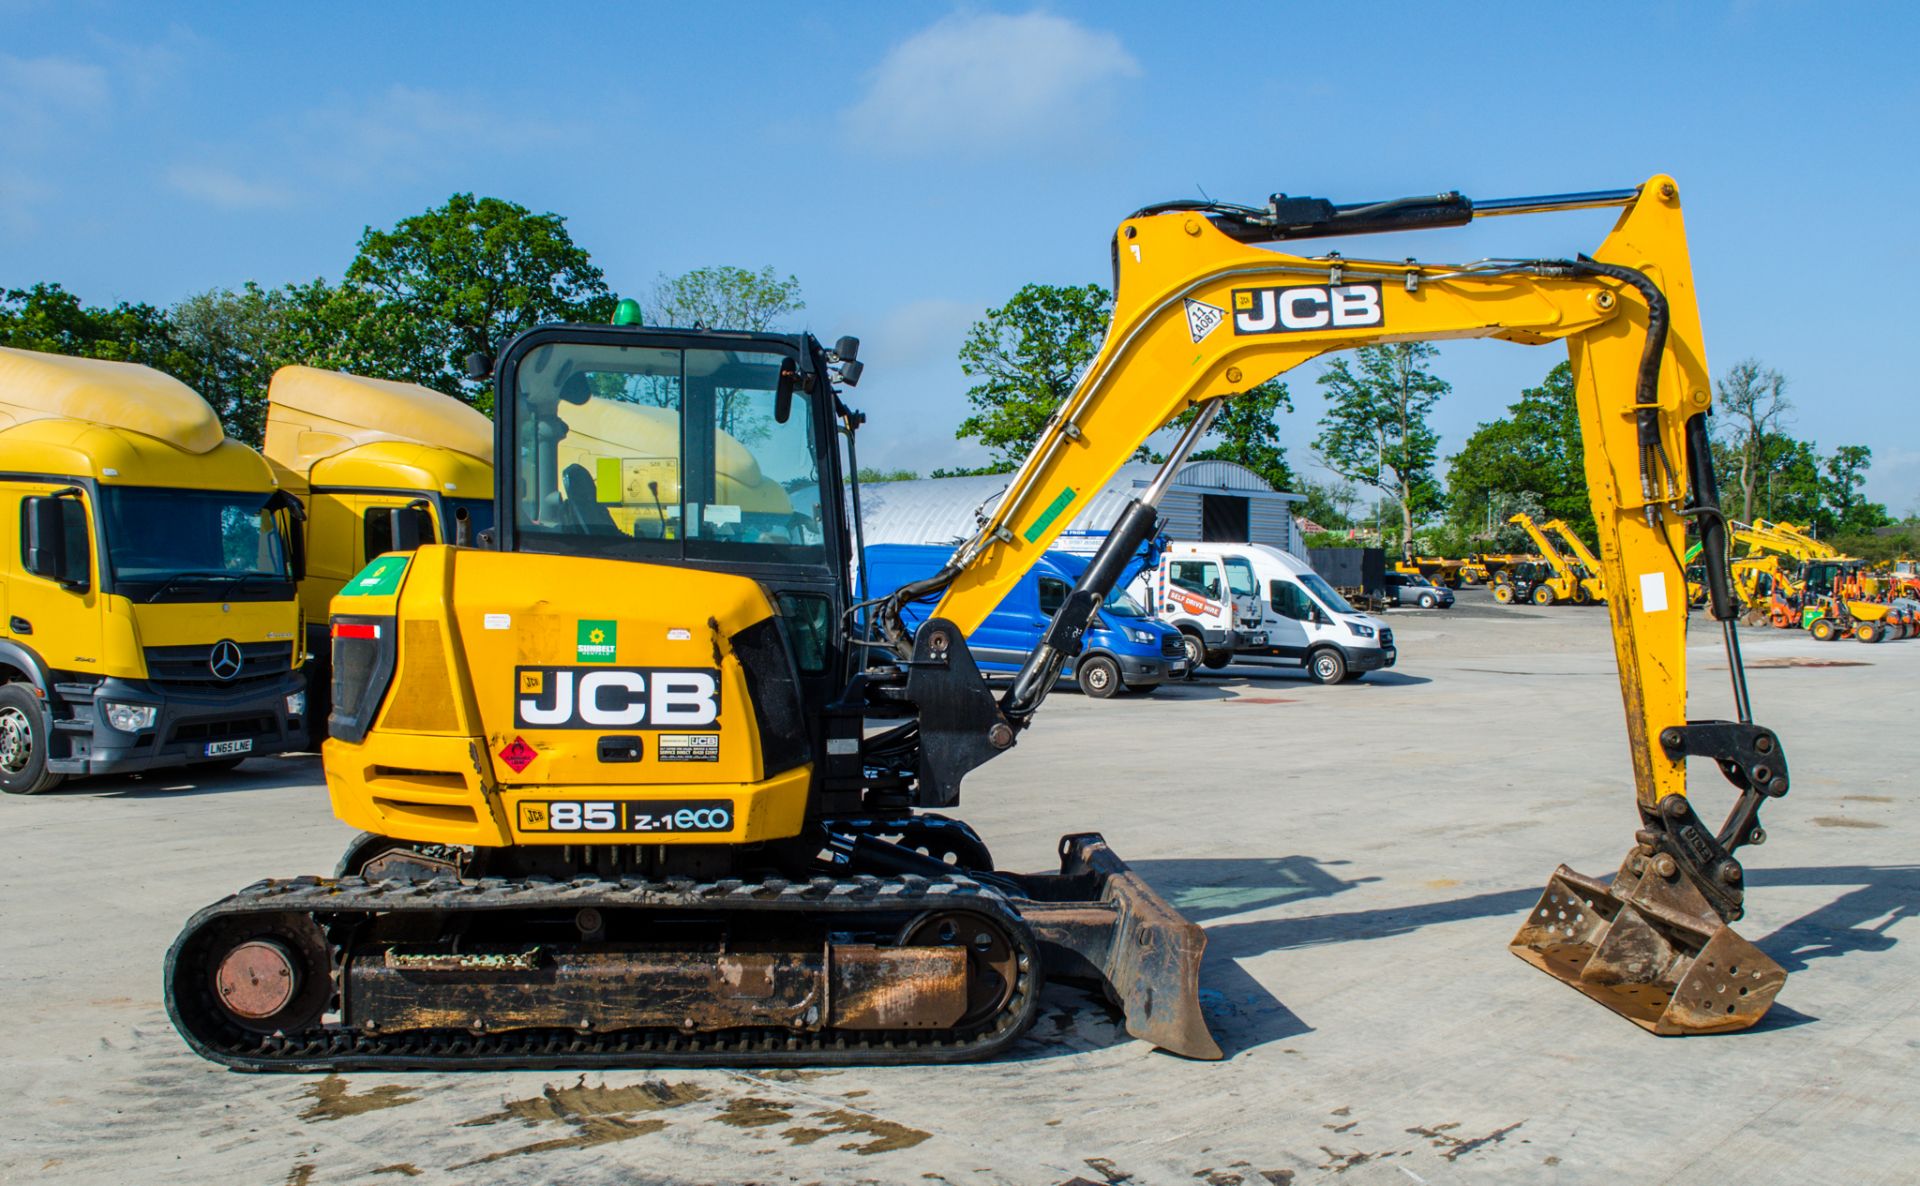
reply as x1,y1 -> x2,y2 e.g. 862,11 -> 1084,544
1133,542 -> 1395,683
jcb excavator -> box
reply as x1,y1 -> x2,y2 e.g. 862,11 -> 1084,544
168,175 -> 1794,1070
1503,513 -> 1605,605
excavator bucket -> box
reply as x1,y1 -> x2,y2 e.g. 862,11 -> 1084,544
1011,833 -> 1222,1060
1511,860 -> 1785,1034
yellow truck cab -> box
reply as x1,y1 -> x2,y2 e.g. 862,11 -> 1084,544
0,347 -> 307,794
261,367 -> 492,739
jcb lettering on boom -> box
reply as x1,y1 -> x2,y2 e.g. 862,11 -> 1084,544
1231,282 -> 1383,334
513,666 -> 720,729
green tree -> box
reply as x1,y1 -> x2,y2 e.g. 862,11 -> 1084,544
646,265 -> 805,331
1713,359 -> 1791,523
1182,380 -> 1294,492
856,466 -> 919,482
343,193 -> 613,409
954,282 -> 1114,470
1313,342 -> 1448,544
168,282 -> 308,444
1294,475 -> 1358,529
1819,444 -> 1889,536
0,282 -> 178,367
1445,361 -> 1591,539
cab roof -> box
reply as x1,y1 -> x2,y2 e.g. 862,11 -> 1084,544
0,346 -> 225,454
264,366 -> 494,480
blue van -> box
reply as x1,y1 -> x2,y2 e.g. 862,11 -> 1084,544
862,544 -> 1187,697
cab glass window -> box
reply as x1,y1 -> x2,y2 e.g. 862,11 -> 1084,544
1271,580 -> 1316,621
1037,576 -> 1069,616
1170,561 -> 1221,599
511,341 -> 826,567
1224,557 -> 1256,597
99,487 -> 293,601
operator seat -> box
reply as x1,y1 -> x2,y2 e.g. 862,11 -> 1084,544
561,464 -> 621,535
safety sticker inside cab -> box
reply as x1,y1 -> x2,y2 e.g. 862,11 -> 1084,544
657,734 -> 719,762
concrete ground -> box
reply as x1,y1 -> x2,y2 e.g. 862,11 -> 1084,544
4,589 -> 1916,1186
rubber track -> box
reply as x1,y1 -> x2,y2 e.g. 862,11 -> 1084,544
165,870 -> 1042,1072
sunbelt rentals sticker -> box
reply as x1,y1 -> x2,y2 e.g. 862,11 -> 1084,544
577,620 -> 618,663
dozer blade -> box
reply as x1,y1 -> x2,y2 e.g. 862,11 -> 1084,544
1511,862 -> 1784,1034
1010,833 -> 1222,1060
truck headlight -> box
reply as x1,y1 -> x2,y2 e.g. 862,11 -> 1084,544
1346,622 -> 1375,638
1127,628 -> 1156,644
104,701 -> 158,732
285,691 -> 307,717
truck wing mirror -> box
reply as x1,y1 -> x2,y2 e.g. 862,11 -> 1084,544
23,493 -> 90,590
387,501 -> 433,552
266,490 -> 307,583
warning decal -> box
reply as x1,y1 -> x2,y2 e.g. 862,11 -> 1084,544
1184,298 -> 1226,343
498,736 -> 538,773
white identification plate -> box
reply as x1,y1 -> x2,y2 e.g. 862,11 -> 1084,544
1639,572 -> 1669,613
484,614 -> 511,630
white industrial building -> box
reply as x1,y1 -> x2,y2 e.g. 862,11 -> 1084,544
857,460 -> 1306,556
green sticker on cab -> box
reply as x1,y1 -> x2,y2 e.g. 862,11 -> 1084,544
577,619 -> 618,662
341,555 -> 409,597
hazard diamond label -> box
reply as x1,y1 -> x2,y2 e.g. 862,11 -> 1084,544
1184,298 -> 1225,343
498,736 -> 537,773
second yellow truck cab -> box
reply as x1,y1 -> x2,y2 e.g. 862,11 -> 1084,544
0,347 -> 307,793
262,366 -> 493,740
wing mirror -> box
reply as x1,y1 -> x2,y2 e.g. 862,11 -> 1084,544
23,491 -> 90,590
775,359 -> 799,425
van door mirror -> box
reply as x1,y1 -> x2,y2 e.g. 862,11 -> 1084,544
22,494 -> 90,590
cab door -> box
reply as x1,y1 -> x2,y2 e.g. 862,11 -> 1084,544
1165,558 -> 1227,631
4,483 -> 104,672
1264,579 -> 1315,661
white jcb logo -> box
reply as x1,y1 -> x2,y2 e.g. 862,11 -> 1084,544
1232,282 -> 1384,334
515,667 -> 719,730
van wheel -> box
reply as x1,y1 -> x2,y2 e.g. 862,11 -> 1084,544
1077,655 -> 1123,699
0,684 -> 63,795
1179,633 -> 1206,676
1308,648 -> 1347,685
1203,650 -> 1233,670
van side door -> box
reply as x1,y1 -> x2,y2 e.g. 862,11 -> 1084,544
1265,578 -> 1316,660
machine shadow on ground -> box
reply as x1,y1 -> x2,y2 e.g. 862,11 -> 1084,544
1751,864 -> 1919,974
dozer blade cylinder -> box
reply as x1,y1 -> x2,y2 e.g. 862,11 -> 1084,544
1011,833 -> 1222,1060
1511,864 -> 1784,1034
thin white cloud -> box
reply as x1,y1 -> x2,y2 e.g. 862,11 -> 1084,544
301,85 -> 567,185
842,11 -> 1139,156
164,164 -> 295,211
0,52 -> 110,144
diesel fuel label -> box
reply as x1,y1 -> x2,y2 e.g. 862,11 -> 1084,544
516,799 -> 733,834
657,734 -> 720,762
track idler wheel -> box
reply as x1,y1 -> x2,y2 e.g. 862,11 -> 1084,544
169,912 -> 332,1045
905,910 -> 1020,1028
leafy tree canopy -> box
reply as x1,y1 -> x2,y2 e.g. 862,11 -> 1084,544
647,265 -> 804,332
955,282 -> 1115,470
1313,342 -> 1447,544
1445,361 -> 1591,540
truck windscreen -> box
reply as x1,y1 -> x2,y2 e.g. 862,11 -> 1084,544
99,487 -> 294,601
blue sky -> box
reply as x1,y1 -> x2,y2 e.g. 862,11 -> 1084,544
5,2 -> 1916,511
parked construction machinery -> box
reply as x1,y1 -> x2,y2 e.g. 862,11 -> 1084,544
1716,520 -> 1913,642
169,174 -> 1796,1071
1393,554 -> 1465,588
1503,513 -> 1605,605
1545,519 -> 1609,603
263,367 -> 494,744
1458,552 -> 1541,586
0,348 -> 308,794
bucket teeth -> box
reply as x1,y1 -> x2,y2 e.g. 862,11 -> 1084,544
1511,864 -> 1784,1034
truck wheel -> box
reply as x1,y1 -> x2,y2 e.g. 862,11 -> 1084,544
1203,649 -> 1233,670
1179,632 -> 1206,677
1418,592 -> 1437,609
0,683 -> 63,795
1076,655 -> 1123,699
1493,584 -> 1516,604
1308,648 -> 1347,684
1532,584 -> 1557,606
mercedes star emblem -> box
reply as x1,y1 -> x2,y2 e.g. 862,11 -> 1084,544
209,639 -> 244,681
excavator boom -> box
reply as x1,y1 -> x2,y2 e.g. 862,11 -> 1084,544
897,175 -> 1792,1033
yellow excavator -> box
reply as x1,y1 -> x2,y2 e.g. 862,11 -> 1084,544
1545,519 -> 1609,603
1501,513 -> 1605,605
168,175 -> 1794,1069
